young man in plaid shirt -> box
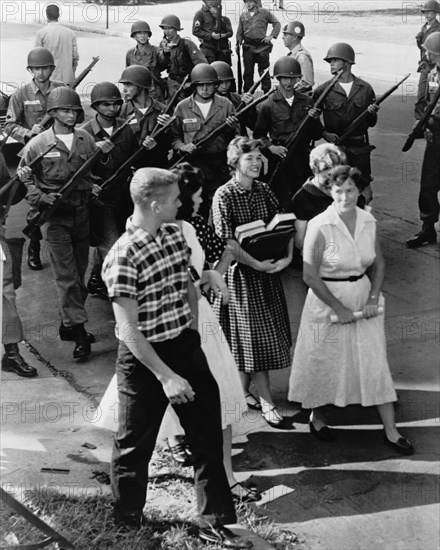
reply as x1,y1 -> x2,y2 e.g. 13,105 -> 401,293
102,167 -> 252,549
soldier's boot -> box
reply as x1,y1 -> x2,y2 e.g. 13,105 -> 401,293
406,224 -> 437,248
27,239 -> 43,270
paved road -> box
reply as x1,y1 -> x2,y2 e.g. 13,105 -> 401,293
1,16 -> 439,550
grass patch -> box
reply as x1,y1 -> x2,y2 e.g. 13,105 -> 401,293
0,449 -> 303,549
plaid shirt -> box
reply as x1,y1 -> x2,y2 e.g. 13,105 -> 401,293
102,218 -> 192,342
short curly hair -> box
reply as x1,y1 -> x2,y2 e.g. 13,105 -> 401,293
171,162 -> 204,220
327,165 -> 363,191
309,143 -> 347,174
226,136 -> 264,168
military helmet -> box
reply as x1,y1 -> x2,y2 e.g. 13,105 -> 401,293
119,65 -> 152,88
27,47 -> 55,68
324,43 -> 355,64
90,82 -> 123,108
282,21 -> 305,38
423,32 -> 440,55
159,15 -> 182,30
421,0 -> 440,12
46,87 -> 84,122
191,63 -> 219,85
130,20 -> 152,37
273,56 -> 302,78
211,61 -> 235,81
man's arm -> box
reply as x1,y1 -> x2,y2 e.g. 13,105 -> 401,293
112,296 -> 196,404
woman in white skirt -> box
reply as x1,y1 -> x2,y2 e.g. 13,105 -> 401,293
288,165 -> 414,455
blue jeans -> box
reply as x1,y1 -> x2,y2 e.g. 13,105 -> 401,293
41,205 -> 89,327
112,329 -> 237,527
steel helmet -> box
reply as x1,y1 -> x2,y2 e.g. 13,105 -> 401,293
130,20 -> 152,37
282,21 -> 305,38
27,47 -> 55,68
423,32 -> 440,55
190,63 -> 219,84
421,0 -> 440,12
211,61 -> 234,81
159,15 -> 182,30
46,87 -> 84,122
273,56 -> 302,78
119,65 -> 152,88
324,43 -> 355,64
90,82 -> 123,108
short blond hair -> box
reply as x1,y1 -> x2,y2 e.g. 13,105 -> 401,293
309,143 -> 347,174
130,167 -> 177,207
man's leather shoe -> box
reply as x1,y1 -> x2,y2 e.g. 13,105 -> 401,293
2,344 -> 38,377
27,240 -> 43,270
383,432 -> 414,455
199,526 -> 253,549
406,226 -> 437,248
72,325 -> 92,360
87,273 -> 109,300
59,323 -> 95,344
309,421 -> 337,442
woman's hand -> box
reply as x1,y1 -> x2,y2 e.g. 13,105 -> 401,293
201,270 -> 229,305
267,257 -> 291,273
363,294 -> 380,319
255,259 -> 278,272
333,304 -> 357,324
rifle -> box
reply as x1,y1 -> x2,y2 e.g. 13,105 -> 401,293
235,67 -> 270,112
32,57 -> 100,136
0,126 -> 13,154
236,43 -> 243,95
0,141 -> 57,224
170,88 -> 275,169
335,73 -> 410,145
268,69 -> 344,188
22,116 -> 132,237
149,74 -> 189,137
402,84 -> 440,152
95,115 -> 176,201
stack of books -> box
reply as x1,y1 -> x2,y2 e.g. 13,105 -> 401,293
235,213 -> 296,261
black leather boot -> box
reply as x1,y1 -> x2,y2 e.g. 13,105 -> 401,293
87,273 -> 109,299
72,324 -> 92,360
406,225 -> 437,248
59,323 -> 95,344
2,343 -> 38,377
27,240 -> 43,270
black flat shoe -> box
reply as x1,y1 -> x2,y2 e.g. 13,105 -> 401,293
309,421 -> 337,442
230,482 -> 261,503
199,526 -> 253,549
383,432 -> 414,455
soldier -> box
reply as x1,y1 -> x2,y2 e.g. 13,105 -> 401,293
253,56 -> 322,210
158,15 -> 207,101
20,87 -> 113,360
126,20 -> 166,102
407,32 -> 440,248
282,21 -> 314,93
192,0 -> 233,64
236,0 -> 281,93
171,63 -> 237,218
415,1 -> 440,119
314,43 -> 379,205
5,47 -> 65,272
81,82 -> 138,299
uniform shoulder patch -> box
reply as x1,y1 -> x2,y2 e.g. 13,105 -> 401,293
194,20 -> 201,27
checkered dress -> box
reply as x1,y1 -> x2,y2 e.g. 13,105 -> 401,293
212,178 -> 292,373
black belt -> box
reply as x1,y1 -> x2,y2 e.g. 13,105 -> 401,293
244,38 -> 264,46
341,135 -> 368,146
322,272 -> 366,282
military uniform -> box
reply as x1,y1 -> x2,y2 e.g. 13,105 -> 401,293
314,76 -> 377,192
254,87 -> 322,209
236,7 -> 280,93
126,44 -> 166,102
158,37 -> 207,99
171,93 -> 236,216
415,18 -> 440,118
192,5 -> 233,64
5,79 -> 64,144
287,44 -> 314,93
21,127 -> 97,329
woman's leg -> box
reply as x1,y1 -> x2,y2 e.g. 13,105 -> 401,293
310,407 -> 328,430
377,402 -> 402,442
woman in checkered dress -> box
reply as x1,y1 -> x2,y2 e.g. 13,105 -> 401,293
212,136 -> 292,428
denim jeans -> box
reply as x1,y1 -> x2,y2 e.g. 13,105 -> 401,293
41,205 -> 89,327
111,329 -> 237,527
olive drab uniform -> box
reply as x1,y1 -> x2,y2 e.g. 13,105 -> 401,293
192,4 -> 233,64
158,37 -> 207,100
415,14 -> 440,118
171,93 -> 236,217
5,80 -> 64,144
126,44 -> 166,102
254,87 -> 323,210
314,76 -> 377,192
287,43 -> 314,93
236,7 -> 280,93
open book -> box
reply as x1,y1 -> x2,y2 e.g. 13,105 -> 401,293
235,213 -> 296,261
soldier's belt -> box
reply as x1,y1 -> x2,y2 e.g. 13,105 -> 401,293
243,38 -> 264,46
